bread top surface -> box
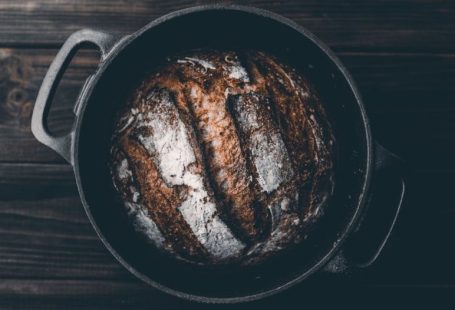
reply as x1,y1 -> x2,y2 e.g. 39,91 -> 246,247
110,50 -> 334,265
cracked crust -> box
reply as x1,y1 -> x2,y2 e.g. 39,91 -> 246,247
110,50 -> 335,265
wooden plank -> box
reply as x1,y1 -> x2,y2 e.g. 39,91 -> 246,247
0,163 -> 75,199
1,47 -> 454,169
0,279 -> 450,310
0,280 -> 452,309
0,279 -> 145,297
0,198 -> 126,280
0,163 -> 453,286
0,163 -> 130,280
0,48 -> 99,163
0,162 -> 452,307
0,279 -> 187,310
0,0 -> 454,52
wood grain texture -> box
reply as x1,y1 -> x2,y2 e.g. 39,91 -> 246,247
1,48 -> 454,170
0,0 -> 454,52
0,165 -> 453,295
0,163 -> 127,279
0,0 -> 453,308
0,48 -> 99,163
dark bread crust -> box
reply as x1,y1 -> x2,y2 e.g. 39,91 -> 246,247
115,126 -> 209,261
110,50 -> 335,265
249,52 -> 334,220
187,87 -> 263,243
133,55 -> 267,244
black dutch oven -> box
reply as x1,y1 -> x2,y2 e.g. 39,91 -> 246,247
31,5 -> 405,303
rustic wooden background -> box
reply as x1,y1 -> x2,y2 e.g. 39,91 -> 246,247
0,0 -> 454,308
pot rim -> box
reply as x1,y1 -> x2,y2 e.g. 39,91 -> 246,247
72,4 -> 373,303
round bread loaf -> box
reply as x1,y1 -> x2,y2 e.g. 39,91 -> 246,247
110,50 -> 334,265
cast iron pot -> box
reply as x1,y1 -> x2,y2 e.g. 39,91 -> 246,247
31,5 -> 405,303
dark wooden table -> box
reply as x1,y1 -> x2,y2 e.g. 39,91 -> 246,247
0,0 -> 454,308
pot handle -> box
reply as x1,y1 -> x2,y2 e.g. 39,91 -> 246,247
31,29 -> 118,164
324,142 -> 405,273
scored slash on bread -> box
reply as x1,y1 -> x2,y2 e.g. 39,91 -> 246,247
110,50 -> 335,265
186,84 -> 264,244
227,92 -> 294,194
250,51 -> 334,220
116,135 -> 210,261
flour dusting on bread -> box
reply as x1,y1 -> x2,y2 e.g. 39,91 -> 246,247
110,50 -> 335,265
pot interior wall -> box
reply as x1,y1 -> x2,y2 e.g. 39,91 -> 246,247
77,8 -> 370,299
